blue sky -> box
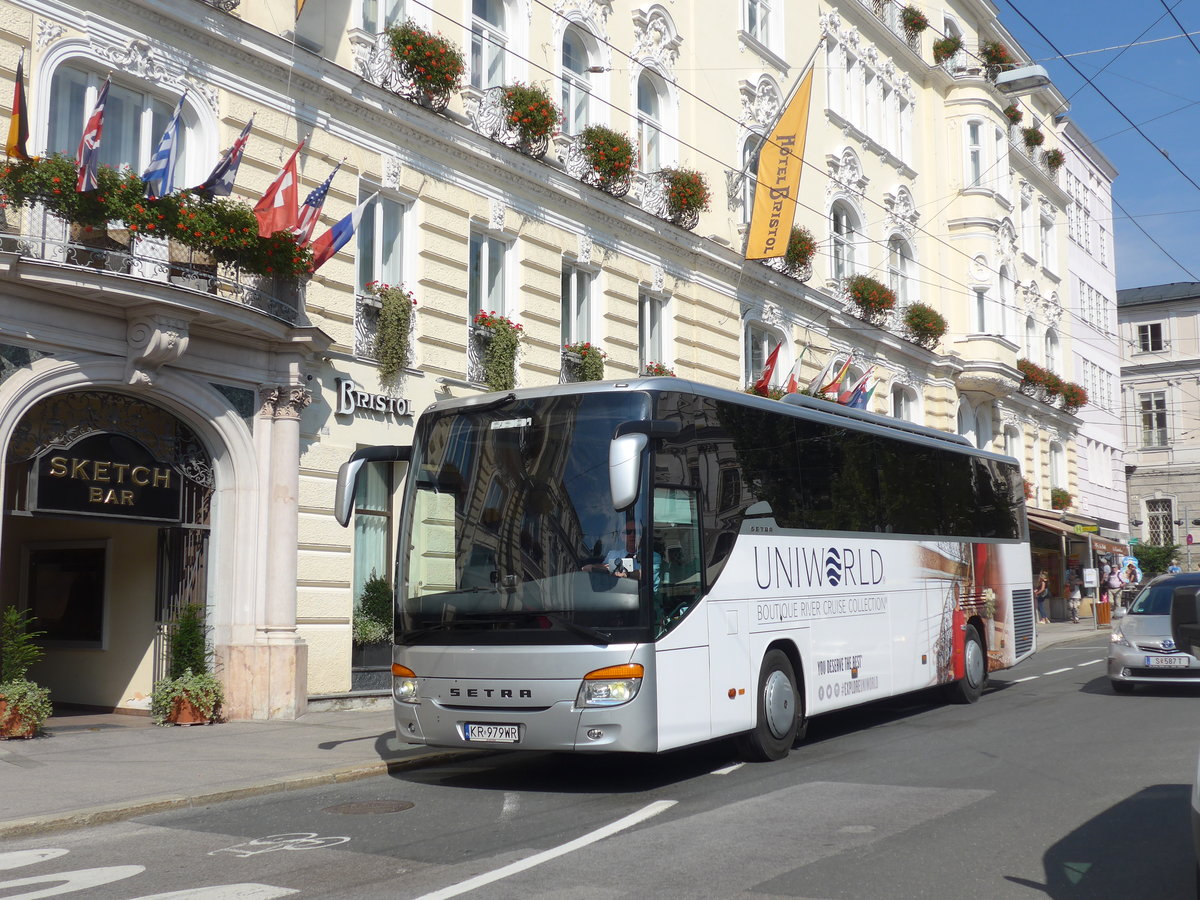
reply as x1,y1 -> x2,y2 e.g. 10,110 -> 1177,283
999,0 -> 1200,289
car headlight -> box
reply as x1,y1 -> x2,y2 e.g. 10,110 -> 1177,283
1110,631 -> 1134,649
577,664 -> 644,708
391,663 -> 419,704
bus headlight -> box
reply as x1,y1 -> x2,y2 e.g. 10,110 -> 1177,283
577,664 -> 644,708
392,663 -> 419,704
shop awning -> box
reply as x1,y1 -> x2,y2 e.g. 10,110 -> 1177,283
1027,510 -> 1081,537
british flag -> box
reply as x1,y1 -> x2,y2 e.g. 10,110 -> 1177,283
292,161 -> 341,246
75,77 -> 110,193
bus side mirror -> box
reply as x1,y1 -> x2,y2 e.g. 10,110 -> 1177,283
609,433 -> 647,511
1169,586 -> 1200,658
334,446 -> 412,527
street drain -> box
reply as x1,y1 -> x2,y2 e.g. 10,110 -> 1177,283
323,800 -> 415,815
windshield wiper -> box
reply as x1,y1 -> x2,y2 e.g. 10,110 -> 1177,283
400,616 -> 513,642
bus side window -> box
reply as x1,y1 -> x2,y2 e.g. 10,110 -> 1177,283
653,486 -> 701,634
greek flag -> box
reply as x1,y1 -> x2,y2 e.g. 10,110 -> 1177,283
142,90 -> 187,199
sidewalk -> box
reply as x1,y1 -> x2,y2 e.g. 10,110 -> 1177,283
0,619 -> 1109,840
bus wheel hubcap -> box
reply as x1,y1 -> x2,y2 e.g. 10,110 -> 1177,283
763,669 -> 795,739
965,638 -> 984,686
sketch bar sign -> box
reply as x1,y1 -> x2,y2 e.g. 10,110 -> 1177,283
31,432 -> 183,522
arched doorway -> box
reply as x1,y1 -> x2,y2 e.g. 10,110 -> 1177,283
2,390 -> 213,713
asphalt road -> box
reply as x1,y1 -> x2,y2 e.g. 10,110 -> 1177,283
3,636 -> 1197,899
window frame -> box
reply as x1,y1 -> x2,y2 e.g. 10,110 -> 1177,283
560,25 -> 593,136
470,0 -> 507,90
560,261 -> 593,346
469,229 -> 508,321
1139,390 -> 1168,447
1137,322 -> 1165,353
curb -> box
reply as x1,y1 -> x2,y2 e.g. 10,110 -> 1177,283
0,749 -> 470,840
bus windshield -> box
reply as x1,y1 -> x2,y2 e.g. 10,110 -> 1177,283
400,391 -> 653,644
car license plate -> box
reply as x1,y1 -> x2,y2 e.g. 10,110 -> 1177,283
1144,655 -> 1189,668
462,723 -> 520,743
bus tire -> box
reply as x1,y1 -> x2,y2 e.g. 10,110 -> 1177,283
736,649 -> 799,762
947,623 -> 986,704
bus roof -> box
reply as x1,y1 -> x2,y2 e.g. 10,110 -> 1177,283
421,377 -> 1019,468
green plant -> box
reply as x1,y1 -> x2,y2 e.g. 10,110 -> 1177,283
370,282 -> 417,385
386,20 -> 465,97
1022,126 -> 1045,149
0,607 -> 44,683
933,35 -> 963,64
659,167 -> 710,222
642,361 -> 676,376
0,679 -> 52,737
0,156 -> 312,276
353,574 -> 393,645
845,274 -> 896,325
745,383 -> 785,400
563,340 -> 606,381
979,40 -> 1012,69
1050,487 -> 1071,510
150,668 -> 223,726
498,82 -> 560,146
1136,543 -> 1179,577
901,302 -> 947,349
1043,148 -> 1065,172
901,5 -> 929,37
1060,381 -> 1088,413
784,225 -> 817,270
168,603 -> 210,679
577,125 -> 635,192
1003,104 -> 1023,125
473,311 -> 523,391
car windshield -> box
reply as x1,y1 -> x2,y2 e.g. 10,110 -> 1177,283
1128,582 -> 1176,616
399,391 -> 653,644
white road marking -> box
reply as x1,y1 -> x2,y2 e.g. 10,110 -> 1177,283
210,834 -> 350,857
1013,676 -> 1040,683
410,800 -> 677,900
130,886 -> 298,899
0,850 -> 69,871
1077,659 -> 1104,666
1043,667 -> 1073,675
0,865 -> 144,898
500,792 -> 520,822
711,763 -> 744,776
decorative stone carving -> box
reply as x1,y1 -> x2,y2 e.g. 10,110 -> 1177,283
125,314 -> 190,387
489,198 -> 506,232
651,264 -> 665,293
383,155 -> 403,191
883,186 -> 919,238
258,385 -> 313,420
37,19 -> 64,49
578,234 -> 593,266
826,148 -> 869,201
90,38 -> 216,115
738,76 -> 783,130
632,7 -> 682,74
761,300 -> 783,328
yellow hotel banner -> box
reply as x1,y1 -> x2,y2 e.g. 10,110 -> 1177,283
745,67 -> 814,260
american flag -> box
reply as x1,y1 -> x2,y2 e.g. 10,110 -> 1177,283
292,161 -> 341,246
142,89 -> 187,200
76,76 -> 111,192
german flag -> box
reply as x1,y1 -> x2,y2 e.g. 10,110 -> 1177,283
6,49 -> 31,161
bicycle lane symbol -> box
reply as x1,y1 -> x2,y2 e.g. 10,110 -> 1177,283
210,834 -> 352,858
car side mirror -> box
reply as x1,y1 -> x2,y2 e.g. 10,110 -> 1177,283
1169,585 -> 1200,658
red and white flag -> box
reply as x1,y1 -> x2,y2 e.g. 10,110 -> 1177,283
76,76 -> 110,192
752,342 -> 781,395
253,139 -> 304,238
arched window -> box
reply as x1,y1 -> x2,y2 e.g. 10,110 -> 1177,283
1004,425 -> 1022,466
561,26 -> 593,135
637,70 -> 666,172
1024,316 -> 1038,363
891,384 -> 916,421
966,119 -> 984,188
887,236 -> 912,305
48,65 -> 197,184
974,400 -> 993,449
830,201 -> 859,281
470,0 -> 507,90
1045,328 -> 1060,373
999,266 -> 1015,338
1049,442 -> 1066,489
362,0 -> 405,33
741,133 -> 764,218
744,322 -> 783,387
957,398 -> 976,446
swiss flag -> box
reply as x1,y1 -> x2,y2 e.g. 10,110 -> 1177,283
253,140 -> 304,238
752,342 -> 781,395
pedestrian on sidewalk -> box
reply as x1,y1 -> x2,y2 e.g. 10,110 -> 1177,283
1035,571 -> 1051,624
1066,569 -> 1083,624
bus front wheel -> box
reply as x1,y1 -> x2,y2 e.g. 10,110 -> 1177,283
946,623 -> 986,704
737,649 -> 801,762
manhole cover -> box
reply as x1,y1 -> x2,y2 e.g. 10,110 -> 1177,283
323,800 -> 414,815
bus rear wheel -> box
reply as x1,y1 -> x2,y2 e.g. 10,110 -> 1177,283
946,623 -> 986,704
737,649 -> 801,762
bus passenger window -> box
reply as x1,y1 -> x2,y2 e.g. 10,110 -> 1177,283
654,486 -> 701,635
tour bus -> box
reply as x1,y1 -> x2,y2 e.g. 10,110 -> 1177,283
335,378 -> 1034,761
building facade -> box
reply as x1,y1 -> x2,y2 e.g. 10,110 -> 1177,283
0,0 -> 1102,717
1119,283 -> 1200,571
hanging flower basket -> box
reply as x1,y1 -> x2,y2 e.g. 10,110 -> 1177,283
901,6 -> 929,38
1022,126 -> 1045,149
576,125 -> 635,195
1003,104 -> 1023,126
901,302 -> 947,350
979,40 -> 1013,72
563,341 -> 606,381
369,281 -> 418,386
385,20 -> 465,109
1060,381 -> 1088,413
932,36 -> 962,65
498,82 -> 561,151
642,361 -> 675,377
1042,148 -> 1065,172
846,274 -> 896,325
1051,487 -> 1071,510
472,310 -> 523,391
659,167 -> 710,229
784,225 -> 816,270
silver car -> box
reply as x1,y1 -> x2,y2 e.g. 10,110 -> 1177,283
1108,573 -> 1200,693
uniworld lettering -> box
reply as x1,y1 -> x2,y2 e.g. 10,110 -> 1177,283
754,545 -> 885,590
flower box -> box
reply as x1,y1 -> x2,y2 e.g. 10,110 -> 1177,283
385,20 -> 465,111
933,36 -> 962,65
562,341 -> 606,381
575,126 -> 634,196
846,275 -> 896,325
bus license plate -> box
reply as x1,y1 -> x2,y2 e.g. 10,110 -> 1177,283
1144,656 -> 1189,668
463,723 -> 520,743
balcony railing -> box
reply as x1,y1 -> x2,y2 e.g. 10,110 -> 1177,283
862,0 -> 921,54
468,87 -> 551,160
200,0 -> 239,10
351,31 -> 451,112
760,255 -> 813,284
1,206 -> 306,324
